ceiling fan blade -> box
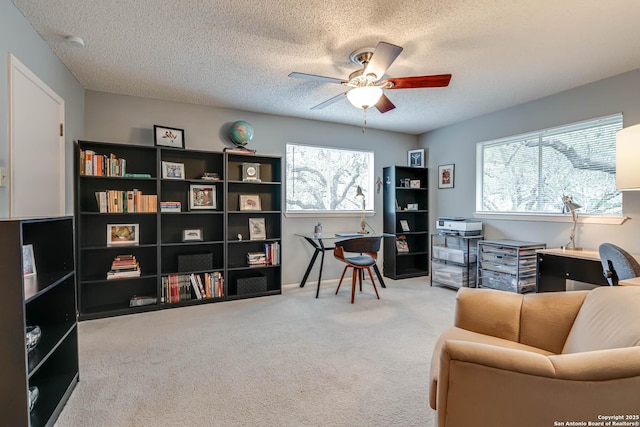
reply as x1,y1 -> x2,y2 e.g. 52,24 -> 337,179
310,92 -> 348,110
375,94 -> 396,113
363,42 -> 403,81
288,72 -> 347,85
384,74 -> 452,89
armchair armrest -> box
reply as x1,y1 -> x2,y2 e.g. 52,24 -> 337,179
454,287 -> 523,342
437,340 -> 640,427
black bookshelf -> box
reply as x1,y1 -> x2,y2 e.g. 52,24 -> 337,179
75,141 -> 282,320
0,216 -> 78,426
382,166 -> 429,279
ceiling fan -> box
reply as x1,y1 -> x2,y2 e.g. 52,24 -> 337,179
289,41 -> 452,114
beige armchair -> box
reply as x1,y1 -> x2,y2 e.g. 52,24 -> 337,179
430,286 -> 640,427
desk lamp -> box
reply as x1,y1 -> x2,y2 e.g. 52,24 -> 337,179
562,195 -> 582,250
356,186 -> 367,234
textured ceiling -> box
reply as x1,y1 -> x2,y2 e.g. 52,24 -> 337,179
11,0 -> 640,135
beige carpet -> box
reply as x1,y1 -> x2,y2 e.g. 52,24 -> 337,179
55,277 -> 457,427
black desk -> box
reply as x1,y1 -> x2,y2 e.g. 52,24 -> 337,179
536,249 -> 609,292
296,233 -> 388,298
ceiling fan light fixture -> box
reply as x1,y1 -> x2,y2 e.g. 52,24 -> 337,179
347,86 -> 383,110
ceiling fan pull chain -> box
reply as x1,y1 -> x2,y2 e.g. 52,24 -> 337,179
362,108 -> 367,133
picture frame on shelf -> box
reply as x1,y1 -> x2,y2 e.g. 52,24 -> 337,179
400,220 -> 410,232
154,125 -> 185,149
22,244 -> 36,276
407,203 -> 419,211
239,194 -> 262,211
408,149 -> 425,168
438,164 -> 455,189
182,228 -> 204,242
161,161 -> 185,179
106,224 -> 140,247
409,179 -> 421,188
189,184 -> 216,210
249,218 -> 266,240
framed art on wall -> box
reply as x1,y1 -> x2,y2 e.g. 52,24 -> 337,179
408,149 -> 425,168
154,125 -> 185,149
438,164 -> 455,189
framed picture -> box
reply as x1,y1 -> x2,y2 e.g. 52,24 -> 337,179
408,149 -> 425,168
407,203 -> 419,211
182,228 -> 203,242
107,224 -> 139,247
409,179 -> 421,188
189,184 -> 216,210
154,125 -> 185,149
249,218 -> 266,240
400,220 -> 410,232
22,244 -> 36,276
239,194 -> 262,211
438,164 -> 455,189
161,161 -> 185,179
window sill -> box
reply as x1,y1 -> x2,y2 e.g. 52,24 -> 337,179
473,212 -> 627,225
284,211 -> 375,218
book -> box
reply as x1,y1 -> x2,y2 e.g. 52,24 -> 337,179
190,274 -> 202,299
396,235 -> 409,253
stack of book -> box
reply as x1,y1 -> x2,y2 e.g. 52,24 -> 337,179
106,254 -> 141,280
247,252 -> 267,266
160,201 -> 181,212
80,149 -> 128,177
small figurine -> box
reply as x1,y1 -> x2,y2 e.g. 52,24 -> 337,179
237,233 -> 243,241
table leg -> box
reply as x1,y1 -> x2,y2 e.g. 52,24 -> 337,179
315,239 -> 326,298
373,265 -> 386,288
300,243 -> 322,288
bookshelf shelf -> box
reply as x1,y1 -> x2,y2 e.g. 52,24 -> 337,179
0,216 -> 78,427
76,140 -> 282,319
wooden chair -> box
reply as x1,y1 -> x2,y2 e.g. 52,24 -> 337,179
333,236 -> 382,303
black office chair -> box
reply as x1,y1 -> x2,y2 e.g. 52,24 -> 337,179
598,243 -> 640,285
333,237 -> 382,304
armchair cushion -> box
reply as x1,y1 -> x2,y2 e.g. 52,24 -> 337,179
562,286 -> 640,353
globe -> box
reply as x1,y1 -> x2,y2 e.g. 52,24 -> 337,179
229,120 -> 254,147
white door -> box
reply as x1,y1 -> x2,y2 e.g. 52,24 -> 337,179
9,54 -> 65,218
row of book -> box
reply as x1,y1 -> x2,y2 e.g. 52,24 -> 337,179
161,272 -> 224,304
107,254 -> 141,280
247,242 -> 280,266
95,190 -> 158,213
80,149 -> 126,177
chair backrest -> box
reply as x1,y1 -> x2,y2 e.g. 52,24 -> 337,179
598,243 -> 640,285
336,236 -> 382,255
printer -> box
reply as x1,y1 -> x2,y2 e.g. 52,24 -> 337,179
436,217 -> 482,236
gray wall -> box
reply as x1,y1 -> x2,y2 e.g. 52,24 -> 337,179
85,90 -> 418,285
421,69 -> 640,253
0,0 -> 84,217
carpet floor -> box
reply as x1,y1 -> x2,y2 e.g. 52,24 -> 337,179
55,277 -> 457,426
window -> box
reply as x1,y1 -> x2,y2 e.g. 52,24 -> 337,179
476,114 -> 622,215
286,144 -> 374,214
